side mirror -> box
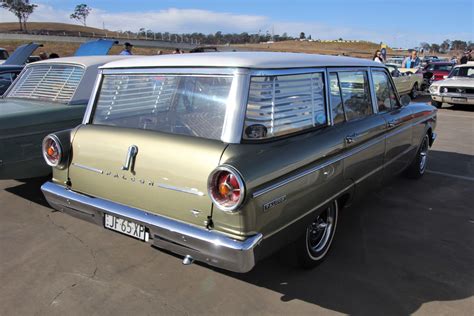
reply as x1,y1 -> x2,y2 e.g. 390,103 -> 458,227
391,70 -> 399,77
400,95 -> 411,106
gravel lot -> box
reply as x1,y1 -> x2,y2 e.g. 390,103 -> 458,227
1,96 -> 473,315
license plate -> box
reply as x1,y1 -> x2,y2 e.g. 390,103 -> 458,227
452,97 -> 467,102
104,214 -> 149,241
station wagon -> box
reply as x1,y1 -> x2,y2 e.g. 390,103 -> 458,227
41,52 -> 437,272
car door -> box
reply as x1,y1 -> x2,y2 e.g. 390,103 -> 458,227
329,70 -> 386,196
371,69 -> 414,176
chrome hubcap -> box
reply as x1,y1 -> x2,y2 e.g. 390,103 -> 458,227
307,205 -> 335,253
419,136 -> 429,173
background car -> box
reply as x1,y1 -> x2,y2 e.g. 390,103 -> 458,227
386,63 -> 423,98
0,47 -> 9,65
0,55 -> 135,180
429,62 -> 474,108
421,61 -> 455,89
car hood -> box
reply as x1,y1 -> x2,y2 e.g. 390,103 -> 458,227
2,43 -> 42,66
433,77 -> 474,87
74,39 -> 118,56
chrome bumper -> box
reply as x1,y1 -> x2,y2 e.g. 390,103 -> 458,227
432,94 -> 474,105
41,182 -> 263,273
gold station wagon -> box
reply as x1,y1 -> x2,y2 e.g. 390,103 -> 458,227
41,52 -> 437,273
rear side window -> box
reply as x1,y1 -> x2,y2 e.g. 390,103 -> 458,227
329,71 -> 373,122
244,72 -> 327,140
92,74 -> 233,140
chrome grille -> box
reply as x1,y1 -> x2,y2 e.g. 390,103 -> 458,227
7,65 -> 84,103
244,72 -> 326,139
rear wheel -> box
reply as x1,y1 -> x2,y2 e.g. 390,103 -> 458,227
410,83 -> 419,99
296,200 -> 338,268
404,134 -> 429,179
431,100 -> 442,108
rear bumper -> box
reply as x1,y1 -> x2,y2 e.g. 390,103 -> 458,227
431,94 -> 474,105
41,182 -> 263,273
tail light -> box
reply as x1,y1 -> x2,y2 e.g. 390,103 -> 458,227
42,134 -> 64,168
208,166 -> 245,212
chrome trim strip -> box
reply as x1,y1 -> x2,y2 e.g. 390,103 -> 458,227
157,183 -> 204,197
101,67 -> 241,75
72,163 -> 103,174
253,118 -> 422,198
263,143 -> 414,240
221,72 -> 250,144
41,182 -> 262,273
82,70 -> 102,124
249,67 -> 326,76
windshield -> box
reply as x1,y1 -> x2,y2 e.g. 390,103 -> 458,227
427,64 -> 454,71
92,74 -> 233,140
448,66 -> 474,78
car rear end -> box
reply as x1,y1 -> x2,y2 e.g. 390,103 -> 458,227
41,66 -> 263,272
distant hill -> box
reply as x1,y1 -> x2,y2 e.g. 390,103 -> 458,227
0,22 -> 120,37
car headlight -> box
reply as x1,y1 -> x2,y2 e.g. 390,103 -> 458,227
429,85 -> 439,94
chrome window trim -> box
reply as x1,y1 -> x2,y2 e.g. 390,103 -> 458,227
324,68 -> 332,126
221,73 -> 250,143
249,67 -> 326,76
82,70 -> 103,124
101,67 -> 243,76
367,67 -> 379,114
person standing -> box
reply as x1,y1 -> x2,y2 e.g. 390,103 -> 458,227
373,50 -> 384,63
120,42 -> 134,55
402,50 -> 421,68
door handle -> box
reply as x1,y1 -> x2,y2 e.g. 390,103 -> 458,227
345,133 -> 358,144
387,120 -> 397,128
122,145 -> 138,171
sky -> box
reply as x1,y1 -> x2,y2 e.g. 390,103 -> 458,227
1,0 -> 473,48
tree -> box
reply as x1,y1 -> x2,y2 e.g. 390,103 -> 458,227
430,43 -> 440,53
440,39 -> 451,52
70,4 -> 92,27
451,40 -> 467,51
420,42 -> 431,52
1,0 -> 37,32
299,32 -> 305,39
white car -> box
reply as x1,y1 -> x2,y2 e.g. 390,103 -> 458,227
429,62 -> 474,108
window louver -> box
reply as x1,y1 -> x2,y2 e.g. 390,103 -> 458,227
244,73 -> 326,139
95,74 -> 179,120
7,65 -> 84,103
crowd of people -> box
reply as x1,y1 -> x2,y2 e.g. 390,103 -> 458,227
373,48 -> 473,67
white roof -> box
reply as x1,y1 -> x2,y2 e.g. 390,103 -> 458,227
101,52 -> 381,70
455,61 -> 474,68
27,55 -> 139,68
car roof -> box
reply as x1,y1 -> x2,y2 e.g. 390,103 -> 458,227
454,61 -> 474,68
27,55 -> 139,68
101,52 -> 381,70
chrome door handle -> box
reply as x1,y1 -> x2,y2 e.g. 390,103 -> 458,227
345,133 -> 357,144
387,120 -> 397,128
122,145 -> 138,171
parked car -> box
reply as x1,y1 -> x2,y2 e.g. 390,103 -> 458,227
421,61 -> 455,89
386,57 -> 404,67
0,47 -> 9,64
0,55 -> 134,180
0,43 -> 43,95
0,39 -> 118,95
429,62 -> 474,108
41,52 -> 437,273
386,63 -> 423,98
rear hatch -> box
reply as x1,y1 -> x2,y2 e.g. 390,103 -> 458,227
68,125 -> 227,227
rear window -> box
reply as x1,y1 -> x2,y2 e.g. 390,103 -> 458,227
92,74 -> 233,140
7,64 -> 84,103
